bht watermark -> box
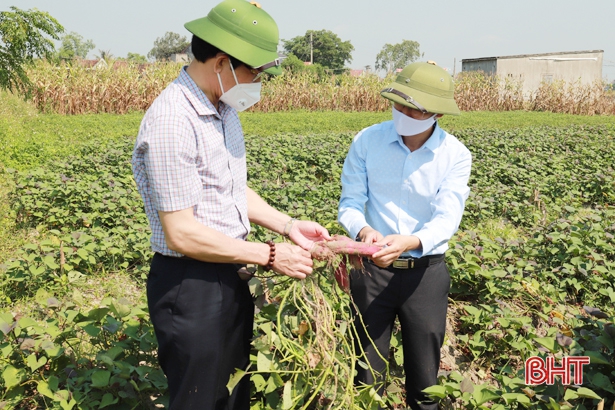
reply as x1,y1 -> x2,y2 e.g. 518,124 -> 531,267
525,356 -> 590,385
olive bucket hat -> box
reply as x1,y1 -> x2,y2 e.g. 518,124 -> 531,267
381,62 -> 460,115
185,0 -> 283,75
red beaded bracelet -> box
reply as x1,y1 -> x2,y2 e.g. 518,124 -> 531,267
264,240 -> 276,271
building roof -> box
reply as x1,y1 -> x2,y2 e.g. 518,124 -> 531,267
462,50 -> 604,63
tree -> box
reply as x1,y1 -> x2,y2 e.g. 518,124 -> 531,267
95,49 -> 114,62
58,31 -> 95,60
282,30 -> 354,73
125,52 -> 147,63
281,53 -> 327,79
0,6 -> 63,93
148,32 -> 189,61
375,40 -> 422,74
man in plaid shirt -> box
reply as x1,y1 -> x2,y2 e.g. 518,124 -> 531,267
131,1 -> 330,408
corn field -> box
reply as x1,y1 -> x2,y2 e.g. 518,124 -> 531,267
28,60 -> 182,115
25,61 -> 615,115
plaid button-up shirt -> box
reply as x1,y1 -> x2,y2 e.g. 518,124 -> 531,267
132,67 -> 250,257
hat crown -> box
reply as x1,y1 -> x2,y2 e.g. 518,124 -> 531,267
184,0 -> 282,73
381,62 -> 460,115
207,0 -> 278,52
395,63 -> 454,98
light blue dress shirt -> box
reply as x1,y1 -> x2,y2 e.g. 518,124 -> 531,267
338,121 -> 472,258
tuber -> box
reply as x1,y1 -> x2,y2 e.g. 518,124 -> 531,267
310,235 -> 382,293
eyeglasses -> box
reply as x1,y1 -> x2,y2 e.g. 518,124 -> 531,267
249,57 -> 284,82
249,67 -> 266,82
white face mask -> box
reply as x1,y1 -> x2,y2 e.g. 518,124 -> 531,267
217,62 -> 261,112
392,106 -> 437,136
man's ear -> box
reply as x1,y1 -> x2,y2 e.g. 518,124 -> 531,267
436,114 -> 444,119
213,53 -> 227,74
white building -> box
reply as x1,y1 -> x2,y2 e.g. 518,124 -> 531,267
461,50 -> 604,95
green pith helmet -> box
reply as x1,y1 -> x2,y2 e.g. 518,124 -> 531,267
381,62 -> 460,115
185,0 -> 282,75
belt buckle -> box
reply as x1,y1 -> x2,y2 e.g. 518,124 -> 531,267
392,258 -> 414,269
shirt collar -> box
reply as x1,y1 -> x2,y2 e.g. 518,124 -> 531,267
176,66 -> 220,118
422,123 -> 444,152
388,121 -> 444,153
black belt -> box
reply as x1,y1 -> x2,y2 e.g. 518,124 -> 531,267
392,254 -> 444,269
365,254 -> 444,270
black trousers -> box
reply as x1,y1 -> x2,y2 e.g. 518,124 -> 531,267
350,258 -> 450,410
147,253 -> 254,410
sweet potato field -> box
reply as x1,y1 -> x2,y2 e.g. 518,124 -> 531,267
0,109 -> 615,409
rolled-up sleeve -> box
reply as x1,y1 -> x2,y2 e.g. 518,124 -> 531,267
413,146 -> 472,256
338,129 -> 370,239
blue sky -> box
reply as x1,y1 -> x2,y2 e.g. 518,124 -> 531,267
4,0 -> 615,80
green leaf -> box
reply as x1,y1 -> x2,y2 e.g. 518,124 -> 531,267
257,351 -> 272,372
99,393 -> 118,408
464,305 -> 480,316
423,385 -> 447,399
591,373 -> 615,394
2,365 -> 23,390
87,307 -> 110,321
585,350 -> 611,365
534,336 -> 557,352
43,255 -> 59,269
460,377 -> 474,393
252,374 -> 266,392
282,381 -> 293,409
26,353 -> 47,371
563,388 -> 578,401
502,392 -> 530,404
54,389 -> 70,401
575,387 -> 601,400
37,380 -> 55,399
60,399 -> 76,410
111,298 -> 131,318
473,387 -> 500,405
226,369 -> 246,395
17,317 -> 38,329
91,370 -> 111,388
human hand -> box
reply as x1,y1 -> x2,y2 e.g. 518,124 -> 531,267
357,226 -> 384,244
371,235 -> 421,268
288,220 -> 331,251
272,242 -> 314,279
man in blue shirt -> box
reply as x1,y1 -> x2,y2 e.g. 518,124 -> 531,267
338,61 -> 472,409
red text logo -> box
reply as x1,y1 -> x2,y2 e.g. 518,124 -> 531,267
525,356 -> 590,385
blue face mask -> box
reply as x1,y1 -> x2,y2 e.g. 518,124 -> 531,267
392,106 -> 436,136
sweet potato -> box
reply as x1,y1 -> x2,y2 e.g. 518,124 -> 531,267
310,234 -> 381,260
311,235 -> 381,293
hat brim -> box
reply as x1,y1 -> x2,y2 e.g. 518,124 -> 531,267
381,81 -> 460,116
185,17 -> 282,75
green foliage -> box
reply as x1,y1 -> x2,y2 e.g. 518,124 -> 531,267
282,29 -> 354,73
57,31 -> 95,60
374,39 -> 422,73
242,274 -> 385,408
2,111 -> 615,408
245,133 -> 350,239
3,138 -> 151,302
147,31 -> 189,62
0,295 -> 165,409
280,53 -> 327,79
124,52 -> 147,63
0,6 -> 63,94
240,111 -> 390,135
0,111 -> 143,171
94,49 -> 114,62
